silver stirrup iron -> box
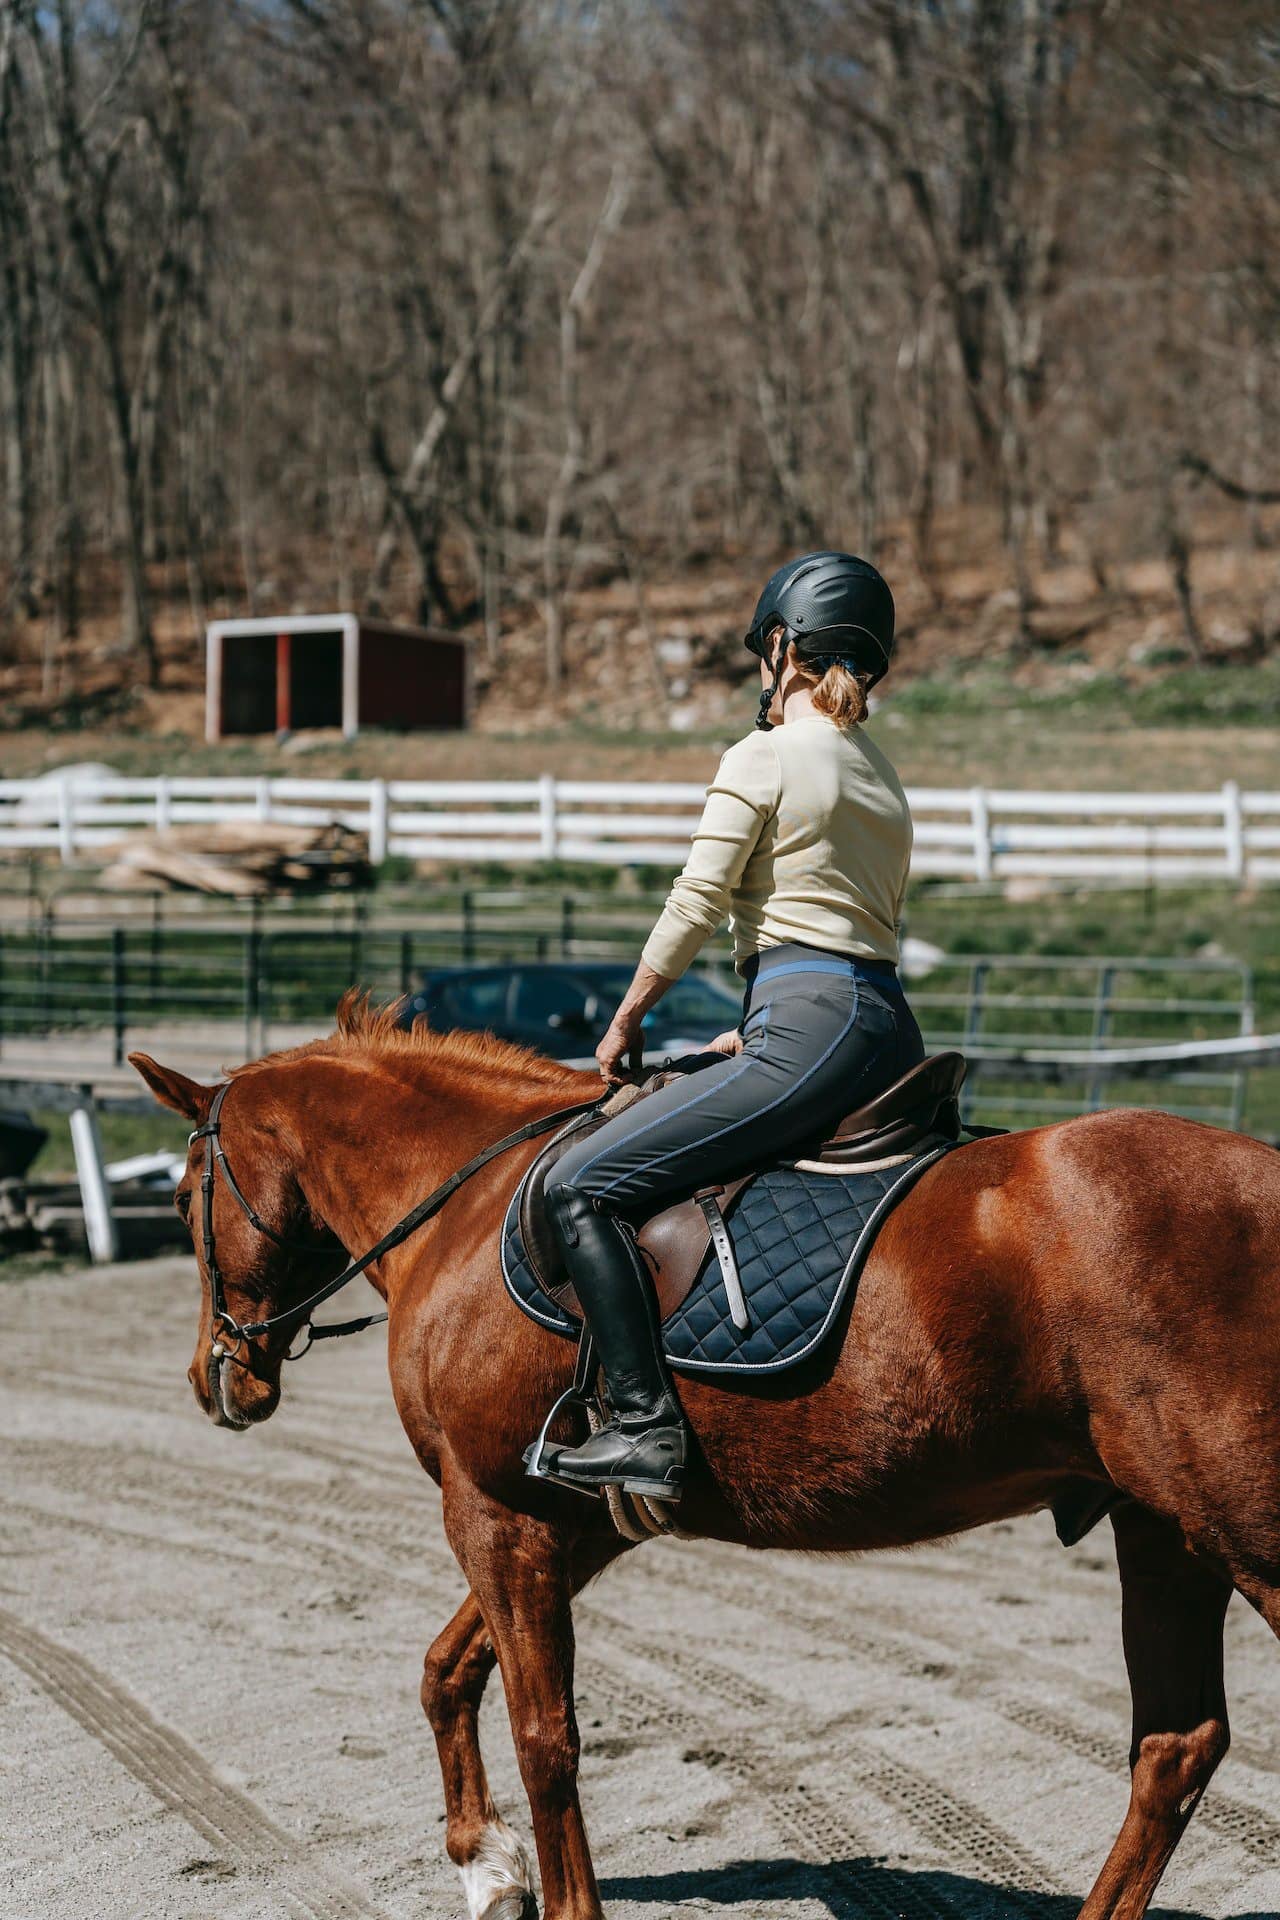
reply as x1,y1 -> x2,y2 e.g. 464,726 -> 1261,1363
524,1331 -> 604,1500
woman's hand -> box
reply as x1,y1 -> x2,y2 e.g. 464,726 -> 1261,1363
596,1013 -> 645,1085
707,1029 -> 744,1057
596,959 -> 677,1085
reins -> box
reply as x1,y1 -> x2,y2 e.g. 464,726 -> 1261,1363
192,1079 -> 605,1360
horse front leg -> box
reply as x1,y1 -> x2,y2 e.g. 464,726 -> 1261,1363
442,1490 -> 611,1920
1078,1503 -> 1231,1920
423,1593 -> 536,1920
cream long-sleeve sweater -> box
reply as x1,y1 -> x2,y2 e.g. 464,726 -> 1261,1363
641,715 -> 913,978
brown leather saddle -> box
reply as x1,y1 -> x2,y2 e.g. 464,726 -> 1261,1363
518,1050 -> 968,1329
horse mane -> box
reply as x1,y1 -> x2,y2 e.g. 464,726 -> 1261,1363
230,988 -> 586,1099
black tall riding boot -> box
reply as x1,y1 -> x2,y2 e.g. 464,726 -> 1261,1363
538,1183 -> 687,1500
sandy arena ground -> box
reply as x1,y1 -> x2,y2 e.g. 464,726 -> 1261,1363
4,1256 -> 1280,1920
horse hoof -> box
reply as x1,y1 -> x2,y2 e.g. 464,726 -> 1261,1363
458,1819 -> 537,1920
482,1893 -> 537,1920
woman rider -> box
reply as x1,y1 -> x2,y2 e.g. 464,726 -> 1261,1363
534,550 -> 924,1503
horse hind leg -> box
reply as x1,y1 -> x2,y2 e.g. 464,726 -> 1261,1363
422,1593 -> 536,1920
1078,1503 -> 1232,1920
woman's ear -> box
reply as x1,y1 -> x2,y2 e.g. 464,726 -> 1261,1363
128,1053 -> 216,1124
758,631 -> 780,684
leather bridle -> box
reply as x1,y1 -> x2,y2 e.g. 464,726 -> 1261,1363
189,1079 -> 605,1364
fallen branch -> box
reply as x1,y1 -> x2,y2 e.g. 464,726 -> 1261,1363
1179,451 -> 1280,505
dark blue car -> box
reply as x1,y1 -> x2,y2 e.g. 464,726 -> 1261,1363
400,962 -> 742,1063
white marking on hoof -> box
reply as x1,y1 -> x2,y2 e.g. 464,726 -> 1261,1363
457,1819 -> 536,1920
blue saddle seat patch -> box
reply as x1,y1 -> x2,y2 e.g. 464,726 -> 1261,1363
500,1143 -> 955,1377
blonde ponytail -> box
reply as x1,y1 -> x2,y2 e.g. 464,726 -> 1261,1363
810,661 -> 871,727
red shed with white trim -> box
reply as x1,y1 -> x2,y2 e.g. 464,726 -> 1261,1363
205,613 -> 470,741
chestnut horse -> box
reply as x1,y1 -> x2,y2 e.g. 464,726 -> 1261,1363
131,996 -> 1280,1920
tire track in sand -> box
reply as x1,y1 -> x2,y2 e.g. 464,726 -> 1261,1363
586,1649 -> 967,1920
583,1597 -> 1067,1911
229,1439 -> 1067,1907
644,1545 -> 1280,1867
0,1606 -> 390,1920
2,1375 -> 1200,1904
21,1426 -> 1058,1911
1001,1697 -> 1280,1867
208,1439 -> 1070,1907
8,1482 -> 896,1917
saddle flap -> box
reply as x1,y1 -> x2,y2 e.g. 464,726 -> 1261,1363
517,1106 -> 605,1302
543,1176 -> 753,1326
635,1176 -> 752,1321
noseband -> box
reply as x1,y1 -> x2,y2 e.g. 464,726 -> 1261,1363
189,1079 -> 604,1361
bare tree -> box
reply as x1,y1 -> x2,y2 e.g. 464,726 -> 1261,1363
21,1 -> 156,675
0,7 -> 43,631
541,158 -> 631,692
0,0 -> 1276,695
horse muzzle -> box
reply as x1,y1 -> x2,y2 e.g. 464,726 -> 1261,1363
199,1339 -> 278,1430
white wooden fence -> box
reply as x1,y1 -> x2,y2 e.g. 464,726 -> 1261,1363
1,773 -> 1278,882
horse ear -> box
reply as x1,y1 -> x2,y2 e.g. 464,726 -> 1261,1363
128,1052 -> 215,1124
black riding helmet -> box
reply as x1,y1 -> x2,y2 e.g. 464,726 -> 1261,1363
745,550 -> 895,731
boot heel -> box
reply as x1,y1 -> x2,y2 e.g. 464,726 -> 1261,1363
620,1475 -> 684,1500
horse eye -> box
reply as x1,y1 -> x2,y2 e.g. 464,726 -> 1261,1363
175,1189 -> 192,1220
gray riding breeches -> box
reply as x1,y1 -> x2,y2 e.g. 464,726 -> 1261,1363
545,942 -> 926,1219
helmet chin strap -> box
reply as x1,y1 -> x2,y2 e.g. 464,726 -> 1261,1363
754,631 -> 787,731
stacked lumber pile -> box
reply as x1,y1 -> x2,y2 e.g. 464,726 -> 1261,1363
99,822 -> 369,895
0,1179 -> 36,1254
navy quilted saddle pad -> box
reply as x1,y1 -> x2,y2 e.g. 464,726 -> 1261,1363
501,1142 -> 955,1377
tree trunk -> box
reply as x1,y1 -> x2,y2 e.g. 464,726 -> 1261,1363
0,201 -> 38,624
848,361 -> 878,558
1154,93 -> 1202,662
106,335 -> 158,681
541,163 -> 630,695
906,306 -> 943,604
43,335 -> 81,641
998,297 -> 1037,651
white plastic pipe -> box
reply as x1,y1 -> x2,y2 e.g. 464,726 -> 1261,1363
70,1100 -> 120,1266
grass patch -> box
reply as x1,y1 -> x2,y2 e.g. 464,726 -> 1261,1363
27,1107 -> 190,1181
883,658 -> 1280,729
904,883 -> 1280,1005
1127,660 -> 1280,726
0,657 -> 1275,794
0,1247 -> 87,1282
903,883 -> 1280,1141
